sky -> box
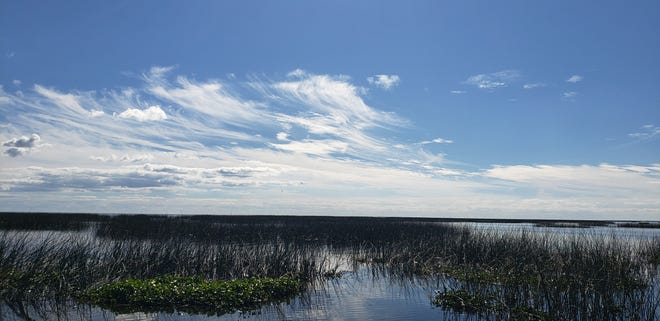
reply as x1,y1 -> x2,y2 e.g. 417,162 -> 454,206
0,0 -> 659,219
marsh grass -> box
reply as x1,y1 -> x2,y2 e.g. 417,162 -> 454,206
421,232 -> 659,321
0,233 -> 334,303
0,214 -> 658,320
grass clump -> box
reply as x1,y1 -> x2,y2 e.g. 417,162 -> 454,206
79,275 -> 302,315
433,289 -> 494,313
433,289 -> 552,321
510,306 -> 552,321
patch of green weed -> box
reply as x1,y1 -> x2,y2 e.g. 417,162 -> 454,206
79,275 -> 303,315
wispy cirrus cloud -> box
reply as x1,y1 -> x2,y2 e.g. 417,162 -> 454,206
562,91 -> 578,100
0,86 -> 11,105
270,139 -> 348,156
91,153 -> 154,163
259,70 -> 408,159
463,70 -> 520,89
145,67 -> 265,129
523,83 -> 545,89
367,74 -> 400,90
628,124 -> 660,141
566,75 -> 583,83
484,164 -> 660,197
34,85 -> 86,113
33,85 -> 105,118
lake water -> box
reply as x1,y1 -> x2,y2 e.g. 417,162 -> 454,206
1,223 -> 658,321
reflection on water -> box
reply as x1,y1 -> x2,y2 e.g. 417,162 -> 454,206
0,268 -> 451,321
1,223 -> 657,321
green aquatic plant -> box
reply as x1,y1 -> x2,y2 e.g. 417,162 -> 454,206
510,306 -> 552,321
433,289 -> 495,313
433,289 -> 552,321
79,275 -> 303,315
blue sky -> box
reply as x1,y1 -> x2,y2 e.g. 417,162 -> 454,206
1,1 -> 659,219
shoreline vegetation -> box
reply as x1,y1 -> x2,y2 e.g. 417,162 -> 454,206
0,213 -> 658,320
2,212 -> 659,231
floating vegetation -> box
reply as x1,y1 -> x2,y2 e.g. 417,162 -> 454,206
79,275 -> 303,315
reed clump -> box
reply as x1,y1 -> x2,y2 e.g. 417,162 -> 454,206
0,232 -> 329,302
419,232 -> 658,320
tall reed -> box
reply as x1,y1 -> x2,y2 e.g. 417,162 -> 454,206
0,214 -> 657,320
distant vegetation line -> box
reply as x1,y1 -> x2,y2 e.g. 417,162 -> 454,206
1,212 -> 658,232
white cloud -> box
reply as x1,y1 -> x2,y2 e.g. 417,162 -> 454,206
562,91 -> 578,99
12,80 -> 22,86
118,105 -> 167,122
566,75 -> 583,83
463,70 -> 519,89
146,65 -> 174,78
89,110 -> 105,118
420,137 -> 453,144
367,74 -> 400,90
3,134 -> 40,148
276,132 -> 289,141
450,90 -> 467,94
523,83 -> 545,89
3,133 -> 41,157
270,139 -> 348,156
287,68 -> 307,78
